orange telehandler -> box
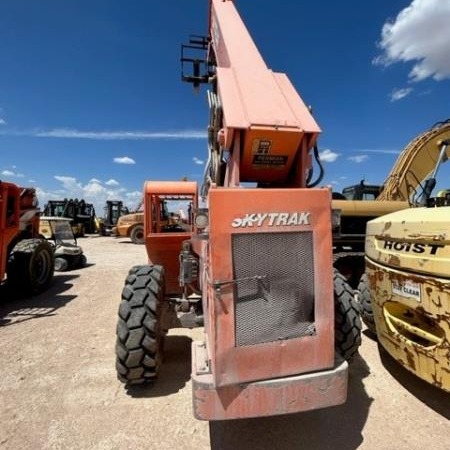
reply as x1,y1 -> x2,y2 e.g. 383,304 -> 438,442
115,0 -> 361,420
0,181 -> 54,296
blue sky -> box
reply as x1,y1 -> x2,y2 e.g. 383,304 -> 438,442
1,0 -> 449,213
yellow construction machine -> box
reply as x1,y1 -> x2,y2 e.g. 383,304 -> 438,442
363,119 -> 450,392
333,119 -> 450,291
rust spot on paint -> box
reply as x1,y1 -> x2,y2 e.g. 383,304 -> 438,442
404,347 -> 416,371
387,255 -> 401,267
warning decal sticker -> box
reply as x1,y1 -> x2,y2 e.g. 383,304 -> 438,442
252,154 -> 288,166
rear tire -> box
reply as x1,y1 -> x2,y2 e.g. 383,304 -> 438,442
334,270 -> 362,361
7,239 -> 54,295
115,265 -> 166,385
79,254 -> 87,267
356,274 -> 376,335
130,225 -> 144,245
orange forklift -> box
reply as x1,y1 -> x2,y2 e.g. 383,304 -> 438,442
115,0 -> 361,420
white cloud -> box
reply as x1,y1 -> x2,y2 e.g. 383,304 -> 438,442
374,0 -> 450,82
356,148 -> 400,155
36,176 -> 138,214
348,155 -> 369,163
319,149 -> 339,162
105,179 -> 120,186
113,156 -> 135,165
54,175 -> 82,190
0,127 -> 206,140
125,191 -> 144,210
193,157 -> 204,165
1,169 -> 24,178
126,191 -> 143,202
0,118 -> 5,125
390,87 -> 413,102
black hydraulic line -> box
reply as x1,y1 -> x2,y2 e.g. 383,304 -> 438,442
307,144 -> 325,188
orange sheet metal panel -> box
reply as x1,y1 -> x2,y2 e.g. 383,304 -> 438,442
0,183 -> 21,280
207,187 -> 334,388
143,181 -> 198,294
211,0 -> 320,133
239,126 -> 303,183
144,181 -> 198,196
192,341 -> 348,420
147,233 -> 190,295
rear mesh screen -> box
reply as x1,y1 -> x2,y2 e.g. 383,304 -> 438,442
232,231 -> 315,346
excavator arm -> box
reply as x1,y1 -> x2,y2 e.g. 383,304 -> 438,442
377,119 -> 450,203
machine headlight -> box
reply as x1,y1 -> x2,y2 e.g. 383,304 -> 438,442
194,209 -> 209,229
332,209 -> 341,236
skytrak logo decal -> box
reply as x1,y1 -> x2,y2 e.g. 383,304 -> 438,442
231,212 -> 311,228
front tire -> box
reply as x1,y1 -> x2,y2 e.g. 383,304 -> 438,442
115,265 -> 166,385
334,270 -> 362,361
7,239 -> 54,295
130,225 -> 144,245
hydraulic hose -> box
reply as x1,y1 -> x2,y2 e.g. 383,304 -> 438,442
306,144 -> 325,188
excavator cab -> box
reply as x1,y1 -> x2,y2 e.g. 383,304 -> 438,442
341,180 -> 381,200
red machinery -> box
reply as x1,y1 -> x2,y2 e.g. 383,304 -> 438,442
115,0 -> 361,420
0,181 -> 54,295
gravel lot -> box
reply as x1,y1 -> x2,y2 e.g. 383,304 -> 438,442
1,236 -> 449,450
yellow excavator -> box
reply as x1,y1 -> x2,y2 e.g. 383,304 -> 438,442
333,119 -> 450,291
361,119 -> 450,392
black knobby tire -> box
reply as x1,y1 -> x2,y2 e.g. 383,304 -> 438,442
115,265 -> 166,385
7,239 -> 54,295
79,254 -> 87,268
334,270 -> 362,361
356,273 -> 376,335
130,225 -> 144,245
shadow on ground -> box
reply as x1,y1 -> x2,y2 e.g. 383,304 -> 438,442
126,334 -> 193,398
0,273 -> 78,327
209,354 -> 373,450
378,344 -> 450,419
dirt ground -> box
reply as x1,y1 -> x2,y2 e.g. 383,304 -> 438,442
0,236 -> 448,450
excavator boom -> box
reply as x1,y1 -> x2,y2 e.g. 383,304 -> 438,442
377,119 -> 450,202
